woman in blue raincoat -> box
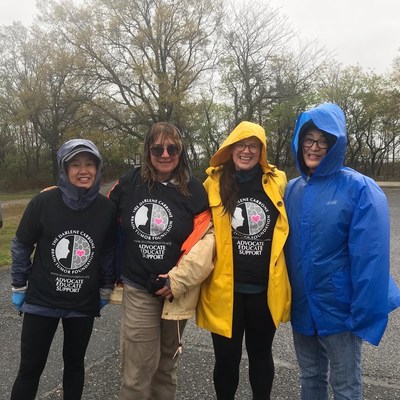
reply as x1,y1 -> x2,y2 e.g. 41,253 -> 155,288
284,103 -> 400,400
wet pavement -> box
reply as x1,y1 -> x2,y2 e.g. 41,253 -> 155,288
0,187 -> 399,399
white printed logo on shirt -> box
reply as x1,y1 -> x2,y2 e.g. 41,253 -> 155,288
131,199 -> 172,239
232,197 -> 271,239
130,199 -> 173,259
51,230 -> 95,274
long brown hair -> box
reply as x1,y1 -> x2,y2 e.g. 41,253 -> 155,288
219,159 -> 239,216
141,122 -> 192,196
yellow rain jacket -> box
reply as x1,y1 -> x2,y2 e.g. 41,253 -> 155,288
196,121 -> 291,338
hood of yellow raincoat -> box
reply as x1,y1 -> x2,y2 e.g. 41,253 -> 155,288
209,121 -> 273,172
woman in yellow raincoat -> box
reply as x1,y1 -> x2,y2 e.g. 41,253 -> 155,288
197,121 -> 291,400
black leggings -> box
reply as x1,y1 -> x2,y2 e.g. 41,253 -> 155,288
212,291 -> 276,400
11,313 -> 94,400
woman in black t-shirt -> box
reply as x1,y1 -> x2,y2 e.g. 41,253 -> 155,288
10,139 -> 116,400
109,122 -> 213,400
197,121 -> 291,400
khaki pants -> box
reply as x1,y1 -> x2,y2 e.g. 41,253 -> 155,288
118,284 -> 186,400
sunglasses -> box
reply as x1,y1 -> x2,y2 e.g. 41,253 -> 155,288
150,144 -> 180,157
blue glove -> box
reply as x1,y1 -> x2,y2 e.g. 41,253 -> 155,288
99,299 -> 109,310
12,292 -> 26,310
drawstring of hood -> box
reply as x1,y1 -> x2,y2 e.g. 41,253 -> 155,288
57,139 -> 103,211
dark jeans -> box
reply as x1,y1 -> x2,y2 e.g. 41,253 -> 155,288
212,291 -> 276,400
11,313 -> 94,400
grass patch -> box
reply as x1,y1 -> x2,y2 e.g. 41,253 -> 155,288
0,202 -> 29,267
0,191 -> 37,202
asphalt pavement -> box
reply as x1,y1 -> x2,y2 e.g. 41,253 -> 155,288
0,186 -> 399,399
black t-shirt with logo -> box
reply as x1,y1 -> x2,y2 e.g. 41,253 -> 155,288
232,170 -> 278,288
109,168 -> 209,287
16,189 -> 116,316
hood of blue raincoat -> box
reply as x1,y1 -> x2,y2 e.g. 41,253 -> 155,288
57,139 -> 103,210
292,103 -> 347,178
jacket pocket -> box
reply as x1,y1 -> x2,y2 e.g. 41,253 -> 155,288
331,270 -> 352,308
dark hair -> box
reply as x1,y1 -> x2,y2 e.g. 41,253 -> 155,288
141,122 -> 192,196
219,159 -> 239,217
297,120 -> 336,174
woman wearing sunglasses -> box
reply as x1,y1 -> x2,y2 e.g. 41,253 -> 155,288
197,121 -> 291,399
108,122 -> 214,400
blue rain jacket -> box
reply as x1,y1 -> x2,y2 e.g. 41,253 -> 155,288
284,103 -> 399,346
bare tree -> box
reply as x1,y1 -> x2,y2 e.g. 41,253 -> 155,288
38,0 -> 223,140
317,64 -> 400,177
0,21 -> 97,181
219,1 -> 293,123
218,1 -> 327,167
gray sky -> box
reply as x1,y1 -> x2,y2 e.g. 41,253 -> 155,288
1,0 -> 399,74
268,0 -> 400,74
0,0 -> 35,27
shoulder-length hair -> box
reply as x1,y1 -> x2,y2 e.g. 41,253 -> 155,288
141,122 -> 192,196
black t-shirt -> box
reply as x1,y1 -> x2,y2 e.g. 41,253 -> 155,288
16,189 -> 116,316
109,168 -> 209,287
232,170 -> 278,287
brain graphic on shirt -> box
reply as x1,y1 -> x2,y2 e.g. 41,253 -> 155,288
150,204 -> 169,236
245,202 -> 265,235
71,236 -> 91,269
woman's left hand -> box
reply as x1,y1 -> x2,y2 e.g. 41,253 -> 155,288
155,274 -> 173,301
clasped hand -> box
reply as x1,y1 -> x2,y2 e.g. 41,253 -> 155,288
155,274 -> 173,302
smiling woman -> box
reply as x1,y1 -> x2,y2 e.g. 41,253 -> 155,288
66,153 -> 98,189
284,102 -> 400,399
197,120 -> 290,400
9,138 -> 117,400
107,121 -> 214,400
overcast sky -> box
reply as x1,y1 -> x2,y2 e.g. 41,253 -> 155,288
269,0 -> 400,74
1,0 -> 399,74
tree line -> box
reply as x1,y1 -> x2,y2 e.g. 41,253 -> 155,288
0,0 -> 399,191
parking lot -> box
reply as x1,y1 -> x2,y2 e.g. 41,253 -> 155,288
0,186 -> 399,399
